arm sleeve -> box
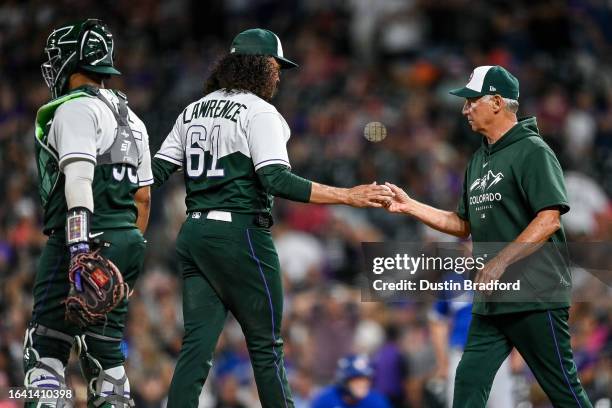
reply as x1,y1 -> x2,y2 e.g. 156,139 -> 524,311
152,157 -> 180,188
520,146 -> 570,215
154,115 -> 184,166
248,112 -> 291,171
256,164 -> 312,202
456,167 -> 470,221
51,101 -> 98,169
63,160 -> 94,211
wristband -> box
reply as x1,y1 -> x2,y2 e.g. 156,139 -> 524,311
66,207 -> 91,246
69,242 -> 90,256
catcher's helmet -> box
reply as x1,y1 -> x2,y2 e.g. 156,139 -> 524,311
335,354 -> 373,384
42,19 -> 121,99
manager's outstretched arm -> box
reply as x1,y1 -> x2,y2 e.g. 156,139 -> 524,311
384,182 -> 470,238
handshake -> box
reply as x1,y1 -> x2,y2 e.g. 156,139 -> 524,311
345,181 -> 410,213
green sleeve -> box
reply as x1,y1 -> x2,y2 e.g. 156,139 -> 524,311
256,164 -> 312,203
520,146 -> 570,214
152,157 -> 180,189
457,166 -> 469,221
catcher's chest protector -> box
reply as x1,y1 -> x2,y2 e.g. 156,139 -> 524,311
91,88 -> 140,168
34,87 -> 139,210
34,91 -> 91,209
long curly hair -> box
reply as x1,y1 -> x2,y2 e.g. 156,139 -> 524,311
204,54 -> 278,101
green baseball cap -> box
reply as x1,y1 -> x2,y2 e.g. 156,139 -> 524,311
449,65 -> 519,100
230,28 -> 298,69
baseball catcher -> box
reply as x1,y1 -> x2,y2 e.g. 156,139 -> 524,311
24,19 -> 153,408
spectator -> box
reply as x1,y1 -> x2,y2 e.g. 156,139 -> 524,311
311,355 -> 391,408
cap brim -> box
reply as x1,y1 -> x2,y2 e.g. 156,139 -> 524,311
275,56 -> 298,69
449,87 -> 483,98
81,65 -> 122,76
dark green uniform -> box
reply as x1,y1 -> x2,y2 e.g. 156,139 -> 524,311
29,87 -> 152,382
154,89 -> 311,408
454,117 -> 592,407
29,18 -> 153,408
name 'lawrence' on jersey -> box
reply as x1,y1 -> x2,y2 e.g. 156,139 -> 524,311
155,89 -> 291,214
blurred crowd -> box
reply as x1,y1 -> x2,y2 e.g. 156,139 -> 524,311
0,0 -> 611,407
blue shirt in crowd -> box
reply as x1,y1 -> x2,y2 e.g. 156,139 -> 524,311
432,298 -> 472,349
311,385 -> 392,408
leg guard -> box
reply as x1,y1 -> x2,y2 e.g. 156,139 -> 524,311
23,324 -> 72,408
75,334 -> 134,408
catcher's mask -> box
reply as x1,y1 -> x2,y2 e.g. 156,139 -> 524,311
42,18 -> 121,99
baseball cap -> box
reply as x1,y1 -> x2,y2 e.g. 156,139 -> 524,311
335,355 -> 373,383
230,28 -> 298,69
449,65 -> 519,100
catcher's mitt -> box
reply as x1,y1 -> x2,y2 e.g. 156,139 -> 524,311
64,250 -> 131,327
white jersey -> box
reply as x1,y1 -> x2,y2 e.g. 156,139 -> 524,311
50,89 -> 153,187
155,89 -> 292,213
36,88 -> 153,232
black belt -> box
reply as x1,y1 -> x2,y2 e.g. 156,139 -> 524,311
188,211 -> 274,228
